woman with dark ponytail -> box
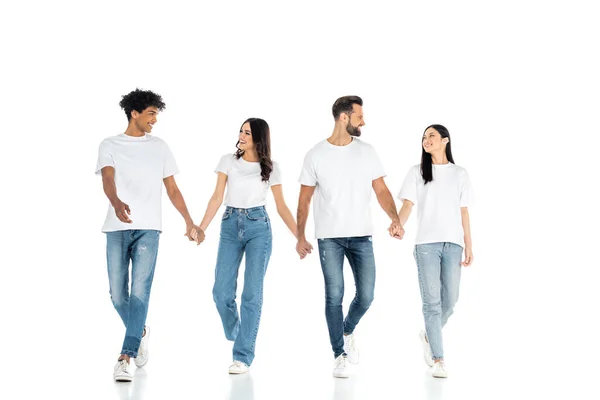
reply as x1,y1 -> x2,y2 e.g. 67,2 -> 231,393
193,118 -> 297,374
396,124 -> 474,379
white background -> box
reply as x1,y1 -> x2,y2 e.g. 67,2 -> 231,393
1,1 -> 598,399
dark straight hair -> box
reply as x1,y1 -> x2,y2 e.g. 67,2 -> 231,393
420,124 -> 455,184
235,118 -> 273,182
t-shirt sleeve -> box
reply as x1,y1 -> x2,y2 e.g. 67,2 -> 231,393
269,161 -> 282,186
95,140 -> 114,175
163,143 -> 180,178
298,151 -> 317,186
397,166 -> 418,204
371,147 -> 386,180
215,154 -> 233,175
459,169 -> 473,207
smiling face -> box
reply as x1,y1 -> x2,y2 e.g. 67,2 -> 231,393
132,106 -> 159,133
422,127 -> 448,153
237,122 -> 255,151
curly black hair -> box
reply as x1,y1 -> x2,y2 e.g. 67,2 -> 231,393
119,89 -> 166,121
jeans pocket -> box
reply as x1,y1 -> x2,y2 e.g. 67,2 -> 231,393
246,209 -> 266,221
222,209 -> 232,220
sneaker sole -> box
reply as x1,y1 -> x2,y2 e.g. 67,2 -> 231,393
333,372 -> 350,378
114,375 -> 132,382
432,373 -> 448,378
228,369 -> 249,374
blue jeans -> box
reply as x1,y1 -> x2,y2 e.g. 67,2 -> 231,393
106,230 -> 160,357
414,242 -> 463,360
213,206 -> 272,366
317,236 -> 376,358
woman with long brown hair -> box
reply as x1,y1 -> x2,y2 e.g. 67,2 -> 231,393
192,118 -> 297,374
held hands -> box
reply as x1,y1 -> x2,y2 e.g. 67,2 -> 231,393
296,237 -> 313,259
461,247 -> 474,267
113,200 -> 132,223
388,220 -> 404,240
185,224 -> 206,245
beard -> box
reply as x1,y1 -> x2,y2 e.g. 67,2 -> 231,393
346,122 -> 361,137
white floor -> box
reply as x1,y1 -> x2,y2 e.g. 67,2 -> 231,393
25,322 -> 594,400
6,231 -> 594,399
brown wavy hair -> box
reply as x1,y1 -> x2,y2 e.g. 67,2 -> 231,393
235,118 -> 273,182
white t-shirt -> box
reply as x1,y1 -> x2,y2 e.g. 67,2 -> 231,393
95,133 -> 179,232
215,154 -> 282,208
397,163 -> 473,248
298,138 -> 386,239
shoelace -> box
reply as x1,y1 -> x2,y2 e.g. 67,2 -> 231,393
232,361 -> 245,369
118,360 -> 129,372
335,356 -> 347,368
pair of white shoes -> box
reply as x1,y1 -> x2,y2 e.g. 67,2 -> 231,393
113,326 -> 151,382
225,333 -> 359,378
332,333 -> 359,378
419,330 -> 448,378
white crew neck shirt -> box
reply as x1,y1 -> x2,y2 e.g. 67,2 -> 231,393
215,153 -> 282,208
397,163 -> 473,248
95,133 -> 179,232
298,138 -> 386,239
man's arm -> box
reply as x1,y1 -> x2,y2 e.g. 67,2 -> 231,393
163,175 -> 194,238
101,166 -> 132,223
372,177 -> 404,239
296,185 -> 315,258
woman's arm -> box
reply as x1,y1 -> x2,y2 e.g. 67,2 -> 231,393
192,173 -> 227,243
271,185 -> 297,238
461,207 -> 473,266
397,199 -> 413,227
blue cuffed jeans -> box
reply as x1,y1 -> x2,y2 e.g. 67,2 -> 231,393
317,236 -> 376,358
414,242 -> 463,360
213,206 -> 272,366
106,229 -> 160,357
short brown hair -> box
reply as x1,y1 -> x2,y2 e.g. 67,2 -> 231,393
332,95 -> 363,120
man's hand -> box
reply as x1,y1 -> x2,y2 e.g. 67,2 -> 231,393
388,220 -> 404,240
113,200 -> 132,223
187,225 -> 206,245
296,237 -> 313,259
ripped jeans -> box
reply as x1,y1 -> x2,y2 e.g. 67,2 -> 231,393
106,230 -> 160,357
317,236 -> 376,358
414,242 -> 463,360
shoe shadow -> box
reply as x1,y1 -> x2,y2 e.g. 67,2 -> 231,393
333,376 -> 356,400
227,373 -> 255,400
423,370 -> 446,400
114,368 -> 148,400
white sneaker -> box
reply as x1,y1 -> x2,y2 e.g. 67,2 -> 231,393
229,360 -> 249,374
419,330 -> 434,367
134,326 -> 150,368
332,354 -> 350,378
431,360 -> 448,378
343,333 -> 359,365
114,359 -> 132,382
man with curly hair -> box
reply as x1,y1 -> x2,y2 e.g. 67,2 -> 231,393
95,89 -> 203,382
